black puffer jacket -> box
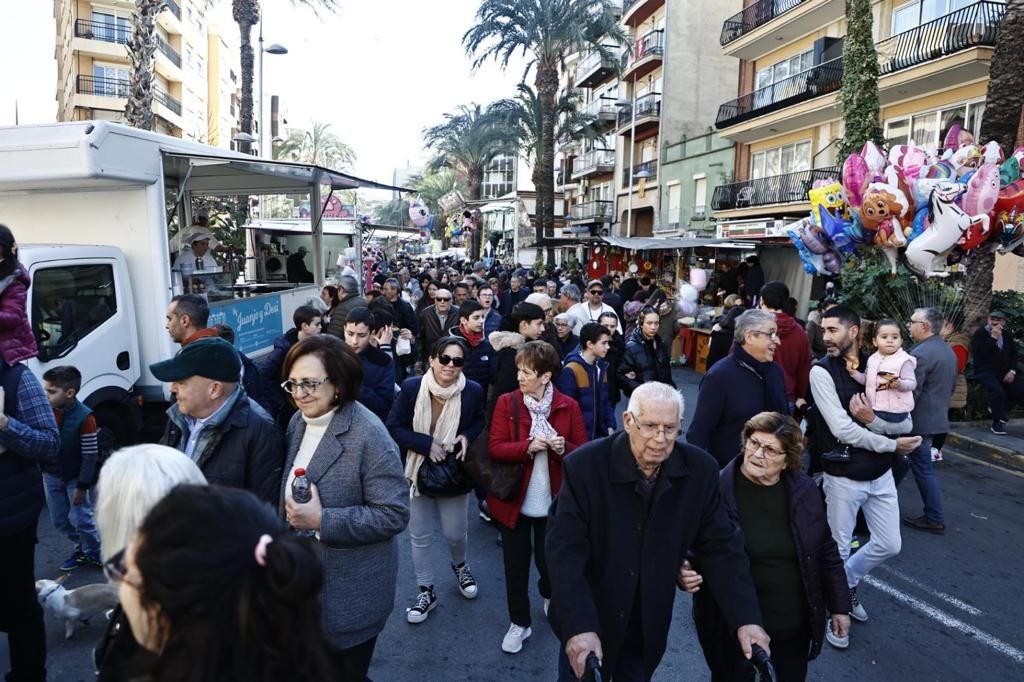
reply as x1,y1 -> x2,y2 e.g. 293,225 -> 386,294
618,327 -> 675,395
694,456 -> 851,660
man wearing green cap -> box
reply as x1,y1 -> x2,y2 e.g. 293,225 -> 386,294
970,310 -> 1024,435
152,338 -> 284,502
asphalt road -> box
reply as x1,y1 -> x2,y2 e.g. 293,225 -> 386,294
6,368 -> 1024,681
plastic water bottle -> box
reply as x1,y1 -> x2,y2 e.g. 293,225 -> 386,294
290,468 -> 316,538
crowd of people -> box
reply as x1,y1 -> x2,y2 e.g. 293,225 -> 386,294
0,229 -> 1019,681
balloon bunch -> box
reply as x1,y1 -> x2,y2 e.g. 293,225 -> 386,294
786,138 -> 1024,279
408,197 -> 431,228
676,268 -> 706,319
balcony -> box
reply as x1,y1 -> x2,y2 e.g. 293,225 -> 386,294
76,75 -> 182,119
720,0 -> 843,60
74,19 -> 129,45
621,0 -> 663,28
572,150 -> 616,179
582,97 -> 618,128
156,35 -> 181,68
617,93 -> 661,137
576,49 -> 618,88
715,1 -> 1004,141
711,167 -> 840,215
622,160 -> 658,188
154,88 -> 182,116
621,29 -> 663,81
165,0 -> 181,20
569,200 -> 614,223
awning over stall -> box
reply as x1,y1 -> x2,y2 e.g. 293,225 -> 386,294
599,236 -> 757,250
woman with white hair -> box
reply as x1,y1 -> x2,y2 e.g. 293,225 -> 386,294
552,313 -> 579,360
93,444 -> 207,681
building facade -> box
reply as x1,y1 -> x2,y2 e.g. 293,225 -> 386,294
659,132 -> 735,236
54,0 -> 239,147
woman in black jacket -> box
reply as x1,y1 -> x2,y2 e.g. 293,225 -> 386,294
598,311 -> 625,410
707,295 -> 745,370
618,306 -> 675,395
686,412 -> 851,681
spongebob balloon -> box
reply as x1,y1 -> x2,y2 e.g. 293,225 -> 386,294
808,182 -> 845,227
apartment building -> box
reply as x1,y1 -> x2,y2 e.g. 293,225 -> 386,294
207,24 -> 241,148
711,0 -> 1006,265
54,0 -> 239,147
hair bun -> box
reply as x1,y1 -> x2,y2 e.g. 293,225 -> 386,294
263,535 -> 323,603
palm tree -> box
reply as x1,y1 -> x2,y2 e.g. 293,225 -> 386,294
422,104 -> 506,201
962,0 -> 1024,333
124,0 -> 164,130
463,0 -> 626,260
274,121 -> 356,169
232,0 -> 340,154
374,198 -> 410,227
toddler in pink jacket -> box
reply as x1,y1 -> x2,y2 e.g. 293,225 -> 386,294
850,319 -> 916,435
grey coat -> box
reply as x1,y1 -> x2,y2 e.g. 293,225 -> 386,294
279,401 -> 410,649
910,334 -> 958,436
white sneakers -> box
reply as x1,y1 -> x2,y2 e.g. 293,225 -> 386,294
825,622 -> 849,649
544,598 -> 550,617
501,623 -> 532,654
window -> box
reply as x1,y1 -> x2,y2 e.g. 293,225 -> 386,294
667,184 -> 681,223
884,100 -> 985,148
755,50 -> 814,91
891,0 -> 981,35
92,65 -> 130,96
751,141 -> 811,179
693,178 -> 707,218
32,265 -> 117,361
91,11 -> 130,43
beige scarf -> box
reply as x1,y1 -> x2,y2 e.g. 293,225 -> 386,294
404,369 -> 466,496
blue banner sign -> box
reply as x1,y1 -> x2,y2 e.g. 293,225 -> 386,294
209,295 -> 283,356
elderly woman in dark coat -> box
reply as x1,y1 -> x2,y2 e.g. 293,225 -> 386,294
281,335 -> 410,682
685,412 -> 851,681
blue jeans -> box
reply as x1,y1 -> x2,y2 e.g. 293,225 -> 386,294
894,435 -> 944,525
42,472 -> 100,557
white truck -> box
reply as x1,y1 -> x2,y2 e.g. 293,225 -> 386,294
0,121 -> 397,442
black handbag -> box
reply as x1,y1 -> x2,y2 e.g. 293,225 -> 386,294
463,395 -> 524,501
417,445 -> 473,498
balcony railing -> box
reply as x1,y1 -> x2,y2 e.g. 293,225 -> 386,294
154,88 -> 182,116
720,0 -> 806,46
584,98 -> 618,118
623,29 -> 664,70
164,0 -> 182,20
617,93 -> 661,128
156,35 -> 181,67
576,49 -> 618,87
573,150 -> 616,177
716,1 -> 1004,129
711,167 -> 840,211
74,18 -> 130,45
622,160 -> 658,187
570,200 -> 614,222
77,74 -> 130,98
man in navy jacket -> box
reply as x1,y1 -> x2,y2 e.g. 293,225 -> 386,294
343,307 -> 396,423
556,323 -> 616,440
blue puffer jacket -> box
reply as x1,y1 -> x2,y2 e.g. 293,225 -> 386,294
359,345 -> 396,423
556,350 -> 616,440
450,326 -> 493,396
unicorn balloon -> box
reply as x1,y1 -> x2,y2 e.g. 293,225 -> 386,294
905,182 -> 989,278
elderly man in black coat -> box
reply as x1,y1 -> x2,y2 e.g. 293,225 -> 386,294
547,381 -> 768,681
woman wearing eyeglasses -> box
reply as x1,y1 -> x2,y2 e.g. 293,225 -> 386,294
619,305 -> 676,397
280,334 -> 410,681
488,340 -> 587,655
387,336 -> 486,626
687,412 -> 851,681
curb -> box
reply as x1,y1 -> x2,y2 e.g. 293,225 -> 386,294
945,431 -> 1024,474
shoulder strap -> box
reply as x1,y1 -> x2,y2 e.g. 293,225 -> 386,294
513,392 -> 520,441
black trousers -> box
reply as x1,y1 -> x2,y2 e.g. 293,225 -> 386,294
0,526 -> 47,682
499,514 -> 549,628
704,626 -> 810,682
333,635 -> 378,682
975,370 -> 1024,422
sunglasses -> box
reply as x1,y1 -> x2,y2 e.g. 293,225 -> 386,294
436,354 -> 465,367
589,290 -> 604,295
435,297 -> 452,302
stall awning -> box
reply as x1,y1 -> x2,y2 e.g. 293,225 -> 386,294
600,236 -> 727,250
162,151 -> 415,196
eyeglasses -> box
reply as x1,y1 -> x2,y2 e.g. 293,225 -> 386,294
281,378 -> 329,395
437,354 -> 465,367
745,437 -> 785,459
627,413 -> 679,439
748,330 -> 780,340
589,290 -> 604,296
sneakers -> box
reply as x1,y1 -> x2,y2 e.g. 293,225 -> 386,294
991,419 -> 1008,435
82,551 -> 102,567
478,500 -> 493,523
931,447 -> 943,462
825,621 -> 849,649
544,598 -> 550,617
406,586 -> 437,624
59,550 -> 86,572
501,623 -> 532,654
849,587 -> 868,623
452,562 -> 478,599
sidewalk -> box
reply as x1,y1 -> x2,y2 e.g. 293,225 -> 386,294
945,419 -> 1024,473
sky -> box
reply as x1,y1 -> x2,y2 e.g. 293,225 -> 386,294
0,0 -> 529,190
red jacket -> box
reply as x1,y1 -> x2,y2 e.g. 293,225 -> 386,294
774,312 -> 811,403
487,387 -> 587,529
0,266 -> 38,365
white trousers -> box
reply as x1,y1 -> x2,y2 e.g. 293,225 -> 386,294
823,470 -> 902,589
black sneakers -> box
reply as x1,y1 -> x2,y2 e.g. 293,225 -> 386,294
406,586 -> 437,624
452,562 -> 478,599
991,419 -> 1008,435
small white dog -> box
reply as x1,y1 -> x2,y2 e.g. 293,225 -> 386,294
35,575 -> 120,639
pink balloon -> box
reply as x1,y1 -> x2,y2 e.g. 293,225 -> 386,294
964,163 -> 1000,217
688,268 -> 709,291
843,154 -> 869,208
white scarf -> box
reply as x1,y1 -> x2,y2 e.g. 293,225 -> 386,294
524,382 -> 557,441
404,369 -> 466,496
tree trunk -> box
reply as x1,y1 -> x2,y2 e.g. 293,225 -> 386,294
124,0 -> 162,130
536,63 -> 559,265
963,0 -> 1024,334
838,0 -> 884,160
233,1 -> 259,154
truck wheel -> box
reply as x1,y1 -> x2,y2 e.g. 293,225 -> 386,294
92,404 -> 136,447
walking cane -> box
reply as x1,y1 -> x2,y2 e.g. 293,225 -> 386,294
585,652 -> 603,682
750,643 -> 777,682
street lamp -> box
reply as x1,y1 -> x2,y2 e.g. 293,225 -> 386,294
258,16 -> 288,158
233,131 -> 255,153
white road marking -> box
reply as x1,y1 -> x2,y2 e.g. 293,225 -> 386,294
863,576 -> 1024,665
879,566 -> 983,616
943,449 -> 1024,478
970,512 -> 989,521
